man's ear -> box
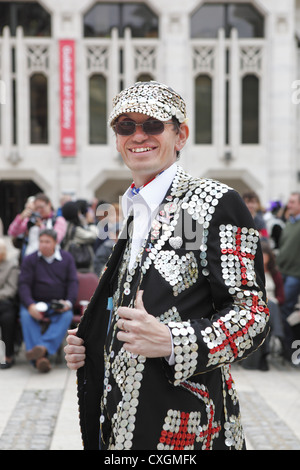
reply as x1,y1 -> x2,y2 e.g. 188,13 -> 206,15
175,123 -> 189,152
115,133 -> 121,153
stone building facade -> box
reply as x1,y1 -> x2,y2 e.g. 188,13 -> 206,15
0,0 -> 299,231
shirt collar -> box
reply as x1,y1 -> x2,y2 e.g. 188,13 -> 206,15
289,214 -> 300,224
38,246 -> 62,263
122,163 -> 177,217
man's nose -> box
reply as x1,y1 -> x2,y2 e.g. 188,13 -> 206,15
133,123 -> 148,138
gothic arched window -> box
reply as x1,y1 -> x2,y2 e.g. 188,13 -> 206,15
0,1 -> 51,36
191,2 -> 264,38
30,73 -> 48,144
84,2 -> 158,38
89,74 -> 107,144
242,74 -> 259,144
195,74 -> 213,144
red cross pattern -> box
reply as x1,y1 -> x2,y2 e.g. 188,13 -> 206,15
221,226 -> 254,286
216,226 -> 270,359
159,383 -> 221,450
211,292 -> 269,360
183,382 -> 221,450
159,411 -> 197,450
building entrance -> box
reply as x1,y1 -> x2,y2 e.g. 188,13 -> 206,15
0,180 -> 42,234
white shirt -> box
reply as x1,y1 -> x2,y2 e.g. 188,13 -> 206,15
122,163 -> 177,270
121,163 -> 177,365
38,246 -> 62,263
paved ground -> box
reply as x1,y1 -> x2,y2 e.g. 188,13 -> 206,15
0,346 -> 300,451
234,358 -> 300,450
0,346 -> 82,450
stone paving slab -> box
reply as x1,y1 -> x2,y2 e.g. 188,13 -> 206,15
239,390 -> 300,450
232,360 -> 300,451
0,389 -> 63,450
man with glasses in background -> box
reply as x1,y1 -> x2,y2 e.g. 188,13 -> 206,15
65,81 -> 269,451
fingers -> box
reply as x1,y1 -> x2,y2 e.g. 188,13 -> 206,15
64,329 -> 86,370
64,335 -> 85,353
116,309 -> 136,331
116,290 -> 147,333
117,306 -> 134,321
119,318 -> 127,331
65,356 -> 85,370
64,345 -> 86,370
117,290 -> 146,321
66,330 -> 82,345
67,328 -> 78,336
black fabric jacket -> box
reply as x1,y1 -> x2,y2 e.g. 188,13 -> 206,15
76,166 -> 269,450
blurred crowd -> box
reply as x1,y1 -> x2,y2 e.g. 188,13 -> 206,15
242,190 -> 300,371
7,193 -> 122,274
0,193 -> 122,372
0,189 -> 300,373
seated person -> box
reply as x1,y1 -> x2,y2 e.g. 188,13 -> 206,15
18,229 -> 78,372
0,239 -> 19,369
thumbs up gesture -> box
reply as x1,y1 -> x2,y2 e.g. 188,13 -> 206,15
116,290 -> 172,358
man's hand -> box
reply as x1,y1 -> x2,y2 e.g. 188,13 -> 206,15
64,328 -> 86,370
56,299 -> 72,312
28,303 -> 44,321
116,290 -> 172,358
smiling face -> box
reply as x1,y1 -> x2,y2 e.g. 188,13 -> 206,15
115,113 -> 189,187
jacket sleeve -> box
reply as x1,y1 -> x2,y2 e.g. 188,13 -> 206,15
73,225 -> 98,245
0,261 -> 19,300
273,270 -> 285,305
64,252 -> 79,305
18,256 -> 36,307
53,216 -> 67,244
165,189 -> 270,384
7,214 -> 29,237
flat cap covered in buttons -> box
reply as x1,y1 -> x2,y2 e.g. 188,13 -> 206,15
108,81 -> 187,127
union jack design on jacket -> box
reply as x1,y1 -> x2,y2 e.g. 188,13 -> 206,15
76,166 -> 269,450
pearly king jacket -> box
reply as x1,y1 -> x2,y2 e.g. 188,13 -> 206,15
76,166 -> 269,451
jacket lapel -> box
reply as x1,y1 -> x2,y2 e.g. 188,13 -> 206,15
77,214 -> 132,337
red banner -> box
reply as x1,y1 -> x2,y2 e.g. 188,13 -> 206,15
59,40 -> 76,157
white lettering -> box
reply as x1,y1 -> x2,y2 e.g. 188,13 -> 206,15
104,454 -> 139,467
0,80 -> 6,104
148,455 -> 197,465
291,340 -> 300,365
0,340 -> 6,364
61,44 -> 74,130
292,80 -> 300,104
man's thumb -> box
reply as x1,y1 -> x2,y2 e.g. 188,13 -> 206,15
135,290 -> 144,309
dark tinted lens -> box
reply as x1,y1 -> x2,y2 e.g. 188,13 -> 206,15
115,121 -> 136,135
143,120 -> 165,135
114,119 -> 166,135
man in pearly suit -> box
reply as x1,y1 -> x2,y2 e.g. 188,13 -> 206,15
65,81 -> 269,450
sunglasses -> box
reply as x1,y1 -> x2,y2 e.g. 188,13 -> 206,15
113,119 -> 174,136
